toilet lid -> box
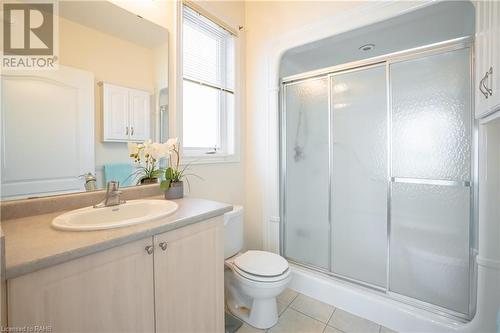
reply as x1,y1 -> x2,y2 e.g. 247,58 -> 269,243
234,250 -> 289,277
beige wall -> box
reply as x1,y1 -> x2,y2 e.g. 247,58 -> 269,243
59,16 -> 166,187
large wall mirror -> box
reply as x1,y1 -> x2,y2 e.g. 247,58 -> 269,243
1,1 -> 169,200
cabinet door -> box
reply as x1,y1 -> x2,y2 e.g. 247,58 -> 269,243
488,0 -> 500,112
8,238 -> 155,333
103,83 -> 130,141
475,0 -> 491,118
154,217 -> 224,333
1,66 -> 94,198
129,90 -> 151,141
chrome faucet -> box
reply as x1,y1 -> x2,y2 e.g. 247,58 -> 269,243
94,181 -> 126,208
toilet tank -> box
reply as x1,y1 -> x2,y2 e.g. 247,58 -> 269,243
224,205 -> 244,259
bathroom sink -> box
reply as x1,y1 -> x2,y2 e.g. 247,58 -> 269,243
52,200 -> 178,231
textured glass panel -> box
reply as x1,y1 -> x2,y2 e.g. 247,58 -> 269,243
391,49 -> 471,181
390,183 -> 470,314
284,77 -> 330,269
331,66 -> 388,287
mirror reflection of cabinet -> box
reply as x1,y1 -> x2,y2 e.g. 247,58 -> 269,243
102,83 -> 151,142
0,66 -> 95,199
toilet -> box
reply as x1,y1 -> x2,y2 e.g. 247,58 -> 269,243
224,206 -> 291,329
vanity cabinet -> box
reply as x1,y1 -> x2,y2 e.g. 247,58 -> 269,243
475,0 -> 500,118
7,217 -> 224,333
8,237 -> 156,332
153,217 -> 224,333
102,82 -> 151,142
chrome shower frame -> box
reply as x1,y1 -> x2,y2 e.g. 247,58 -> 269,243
279,36 -> 477,322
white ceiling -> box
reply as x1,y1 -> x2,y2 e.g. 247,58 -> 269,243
280,1 -> 475,77
59,1 -> 168,49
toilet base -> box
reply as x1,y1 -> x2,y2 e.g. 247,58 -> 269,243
224,267 -> 291,330
227,295 -> 279,329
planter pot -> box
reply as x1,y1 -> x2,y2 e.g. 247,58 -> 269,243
164,181 -> 184,199
140,178 -> 158,185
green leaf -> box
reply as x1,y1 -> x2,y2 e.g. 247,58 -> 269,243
165,167 -> 174,180
160,179 -> 171,191
151,169 -> 163,178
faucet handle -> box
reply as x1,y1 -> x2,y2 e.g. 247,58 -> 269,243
106,181 -> 120,192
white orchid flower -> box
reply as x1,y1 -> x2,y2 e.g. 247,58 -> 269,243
127,142 -> 139,155
165,137 -> 179,151
149,142 -> 168,159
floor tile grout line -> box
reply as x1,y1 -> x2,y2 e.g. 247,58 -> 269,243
281,290 -> 300,314
268,291 -> 300,333
325,308 -> 379,333
325,307 -> 336,326
287,305 -> 334,326
288,292 -> 337,325
268,291 -> 297,333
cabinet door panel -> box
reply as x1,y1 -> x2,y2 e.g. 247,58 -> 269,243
475,0 -> 500,117
154,217 -> 224,333
475,0 -> 491,118
130,90 -> 151,141
8,238 -> 155,333
103,83 -> 130,141
489,0 -> 500,111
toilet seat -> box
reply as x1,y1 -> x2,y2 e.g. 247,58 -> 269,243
227,250 -> 290,283
233,264 -> 291,283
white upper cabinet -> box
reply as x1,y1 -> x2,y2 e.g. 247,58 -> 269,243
103,84 -> 130,141
129,89 -> 151,141
102,83 -> 151,142
475,0 -> 500,118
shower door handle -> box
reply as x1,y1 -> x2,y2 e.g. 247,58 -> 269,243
391,177 -> 470,187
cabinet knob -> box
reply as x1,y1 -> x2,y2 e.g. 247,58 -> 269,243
145,245 -> 154,255
159,242 -> 168,251
126,126 -> 129,135
131,127 -> 134,136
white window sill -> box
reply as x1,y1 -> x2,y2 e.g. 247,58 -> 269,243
181,153 -> 240,165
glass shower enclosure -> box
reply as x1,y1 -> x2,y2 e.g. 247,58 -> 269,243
280,41 -> 474,319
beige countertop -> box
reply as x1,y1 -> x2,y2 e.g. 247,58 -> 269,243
2,196 -> 232,279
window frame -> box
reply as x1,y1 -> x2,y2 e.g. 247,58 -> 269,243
180,4 -> 238,163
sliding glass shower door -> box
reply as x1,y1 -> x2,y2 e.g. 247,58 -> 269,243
281,43 -> 473,318
389,49 -> 472,314
283,77 -> 330,270
331,65 -> 388,287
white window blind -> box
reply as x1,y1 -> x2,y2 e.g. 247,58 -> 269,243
182,5 -> 235,155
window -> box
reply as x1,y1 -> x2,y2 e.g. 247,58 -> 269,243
182,5 -> 236,158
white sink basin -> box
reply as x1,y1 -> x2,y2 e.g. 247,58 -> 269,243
52,199 -> 178,231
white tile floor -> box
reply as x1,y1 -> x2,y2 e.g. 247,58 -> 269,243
235,289 -> 398,333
